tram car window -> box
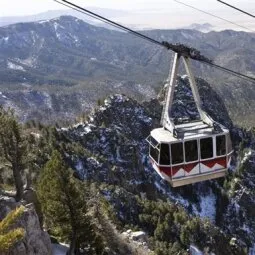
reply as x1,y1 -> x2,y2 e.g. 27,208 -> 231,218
171,143 -> 183,164
185,140 -> 198,162
216,135 -> 226,156
160,143 -> 171,165
200,137 -> 213,159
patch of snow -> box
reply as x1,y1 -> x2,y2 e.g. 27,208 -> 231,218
7,61 -> 25,71
111,94 -> 127,103
0,195 -> 16,203
0,92 -> 7,99
241,150 -> 252,164
42,91 -> 52,109
174,195 -> 190,207
38,20 -> 49,24
181,74 -> 188,80
84,126 -> 92,134
52,243 -> 69,255
21,83 -> 32,88
90,57 -> 97,61
73,35 -> 79,42
53,22 -> 63,40
30,132 -> 41,138
99,106 -> 107,111
100,135 -> 106,143
196,190 -> 216,222
116,146 -> 122,162
104,98 -> 111,106
75,160 -> 84,172
103,190 -> 112,201
0,36 -> 9,44
129,179 -> 143,185
87,157 -> 101,166
17,57 -> 37,68
189,245 -> 203,255
73,122 -> 84,128
154,181 -> 167,193
249,243 -> 255,255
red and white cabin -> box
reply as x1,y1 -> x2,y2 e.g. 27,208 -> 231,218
147,121 -> 232,187
147,53 -> 233,187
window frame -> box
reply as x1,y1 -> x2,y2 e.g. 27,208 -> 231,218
226,133 -> 233,155
149,144 -> 160,163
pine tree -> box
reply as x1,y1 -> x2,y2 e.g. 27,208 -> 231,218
37,150 -> 103,255
0,206 -> 25,252
0,107 -> 25,201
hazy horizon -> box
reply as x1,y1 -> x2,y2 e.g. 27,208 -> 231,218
0,0 -> 254,31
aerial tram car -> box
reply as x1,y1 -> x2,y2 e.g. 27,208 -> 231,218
147,53 -> 233,187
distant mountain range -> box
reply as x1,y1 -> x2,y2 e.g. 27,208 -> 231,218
0,8 -> 130,28
0,16 -> 254,126
0,9 -> 214,32
183,23 -> 214,33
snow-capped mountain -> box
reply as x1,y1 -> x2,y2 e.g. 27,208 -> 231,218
183,23 -> 214,33
0,15 -> 255,125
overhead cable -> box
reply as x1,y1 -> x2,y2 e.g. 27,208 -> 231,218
53,0 -> 255,83
173,0 -> 255,33
54,0 -> 164,48
217,0 -> 255,18
201,61 -> 255,83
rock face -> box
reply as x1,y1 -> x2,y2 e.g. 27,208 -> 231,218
59,76 -> 255,252
121,229 -> 151,254
0,196 -> 52,255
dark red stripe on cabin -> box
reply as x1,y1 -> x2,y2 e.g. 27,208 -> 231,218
201,156 -> 227,168
158,166 -> 172,176
153,156 -> 228,178
184,162 -> 198,173
172,165 -> 184,176
158,165 -> 185,177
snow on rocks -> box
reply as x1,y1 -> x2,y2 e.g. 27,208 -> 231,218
7,60 -> 25,71
122,229 -> 149,248
197,190 -> 216,222
241,149 -> 252,164
130,231 -> 147,242
52,242 -> 69,255
189,245 -> 203,255
0,91 -> 7,99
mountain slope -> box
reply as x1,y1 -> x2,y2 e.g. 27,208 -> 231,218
54,77 -> 255,253
0,16 -> 255,125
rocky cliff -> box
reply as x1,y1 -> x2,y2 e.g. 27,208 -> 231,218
56,76 -> 255,253
0,196 -> 52,255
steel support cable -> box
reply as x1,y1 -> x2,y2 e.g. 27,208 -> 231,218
201,60 -> 255,83
217,0 -> 255,18
173,0 -> 255,33
53,0 -> 255,83
53,0 -> 151,37
55,0 -> 165,48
